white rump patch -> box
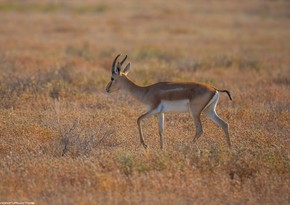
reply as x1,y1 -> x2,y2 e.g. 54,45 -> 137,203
203,91 -> 219,111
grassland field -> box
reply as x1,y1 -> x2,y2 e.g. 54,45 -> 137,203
0,0 -> 289,204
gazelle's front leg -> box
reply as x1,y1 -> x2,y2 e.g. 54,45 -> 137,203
158,113 -> 165,149
137,109 -> 158,149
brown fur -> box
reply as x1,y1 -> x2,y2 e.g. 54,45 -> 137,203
111,75 -> 216,110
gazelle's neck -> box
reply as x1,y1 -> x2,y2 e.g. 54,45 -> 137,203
121,75 -> 147,103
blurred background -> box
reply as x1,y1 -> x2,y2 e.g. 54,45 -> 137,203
0,0 -> 289,81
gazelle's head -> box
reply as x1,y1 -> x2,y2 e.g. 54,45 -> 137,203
106,54 -> 131,93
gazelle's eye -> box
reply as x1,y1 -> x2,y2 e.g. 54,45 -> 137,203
111,77 -> 114,81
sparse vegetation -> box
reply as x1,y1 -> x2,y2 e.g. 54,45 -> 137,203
0,0 -> 289,204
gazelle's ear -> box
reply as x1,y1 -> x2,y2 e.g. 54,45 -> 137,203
123,63 -> 131,75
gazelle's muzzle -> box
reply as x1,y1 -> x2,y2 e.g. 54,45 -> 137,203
105,81 -> 112,93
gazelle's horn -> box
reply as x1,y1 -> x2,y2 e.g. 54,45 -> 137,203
112,54 -> 120,74
120,54 -> 127,66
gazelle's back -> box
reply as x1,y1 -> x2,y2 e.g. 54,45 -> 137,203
146,81 -> 216,102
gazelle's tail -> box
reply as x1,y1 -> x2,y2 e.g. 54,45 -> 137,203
217,89 -> 232,101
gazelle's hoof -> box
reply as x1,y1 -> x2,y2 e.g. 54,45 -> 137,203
142,143 -> 148,149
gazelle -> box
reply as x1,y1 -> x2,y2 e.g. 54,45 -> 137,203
106,54 -> 232,149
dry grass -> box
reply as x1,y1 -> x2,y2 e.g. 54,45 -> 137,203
0,0 -> 289,204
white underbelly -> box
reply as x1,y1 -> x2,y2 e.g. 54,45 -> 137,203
156,100 -> 190,113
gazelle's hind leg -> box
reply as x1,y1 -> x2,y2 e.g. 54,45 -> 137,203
192,115 -> 203,143
188,105 -> 203,143
203,93 -> 231,148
